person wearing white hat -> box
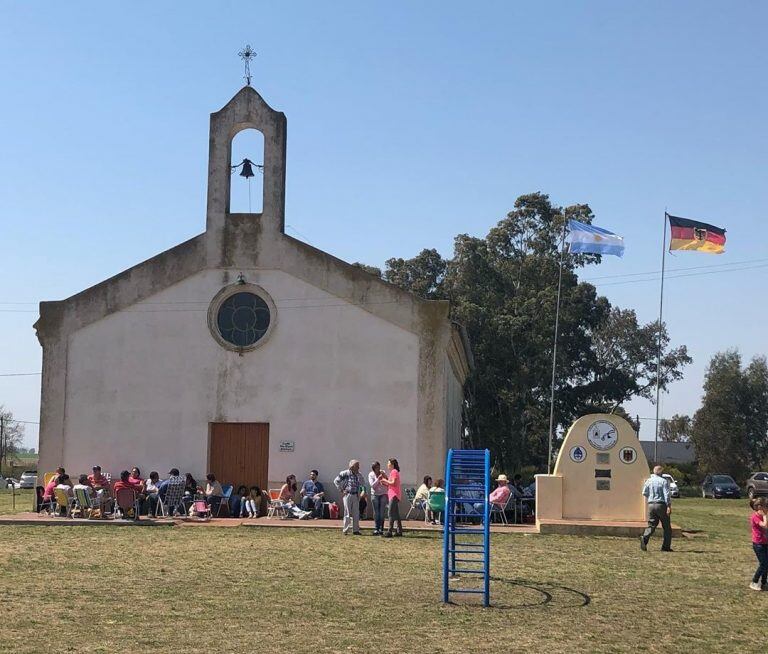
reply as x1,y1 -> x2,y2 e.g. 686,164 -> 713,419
489,474 -> 512,512
334,459 -> 364,535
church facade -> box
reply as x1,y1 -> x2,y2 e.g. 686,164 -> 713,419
34,86 -> 472,495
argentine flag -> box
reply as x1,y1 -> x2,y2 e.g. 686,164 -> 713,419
566,219 -> 625,257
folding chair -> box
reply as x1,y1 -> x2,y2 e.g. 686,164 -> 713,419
427,490 -> 446,525
53,488 -> 75,518
490,491 -> 514,525
267,489 -> 288,518
192,498 -> 212,521
157,480 -> 185,517
38,495 -> 56,515
215,484 -> 234,517
115,488 -> 140,521
74,487 -> 104,519
404,487 -> 425,520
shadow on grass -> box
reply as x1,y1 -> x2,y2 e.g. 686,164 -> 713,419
444,577 -> 590,610
485,577 -> 591,610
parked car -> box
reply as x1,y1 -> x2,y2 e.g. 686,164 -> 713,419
18,470 -> 37,489
701,474 -> 741,499
0,475 -> 20,489
662,474 -> 680,498
746,472 -> 768,499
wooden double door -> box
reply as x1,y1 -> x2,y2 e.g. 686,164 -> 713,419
208,422 -> 269,490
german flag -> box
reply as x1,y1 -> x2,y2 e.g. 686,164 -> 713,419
668,215 -> 726,253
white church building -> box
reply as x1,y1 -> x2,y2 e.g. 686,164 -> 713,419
34,85 -> 472,495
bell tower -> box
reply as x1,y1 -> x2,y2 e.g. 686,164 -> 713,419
205,85 -> 287,262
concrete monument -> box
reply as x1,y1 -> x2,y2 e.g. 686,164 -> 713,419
536,414 -> 649,524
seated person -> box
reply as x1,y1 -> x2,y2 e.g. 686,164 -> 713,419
300,469 -> 326,518
184,473 -> 199,493
73,474 -> 92,494
54,467 -> 73,487
73,474 -> 106,515
428,479 -> 445,525
280,475 -> 313,519
40,474 -> 61,513
143,471 -> 161,517
113,470 -> 138,494
512,474 -> 525,498
465,476 -> 511,521
157,468 -> 185,516
88,465 -> 111,497
415,475 -> 432,519
113,470 -> 141,518
429,479 -> 445,492
204,473 -> 224,512
243,485 -> 262,518
234,485 -> 249,518
455,480 -> 483,523
55,474 -> 74,497
128,467 -> 146,493
489,474 -> 512,510
183,473 -> 200,511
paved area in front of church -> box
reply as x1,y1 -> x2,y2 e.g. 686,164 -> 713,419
0,511 -> 538,533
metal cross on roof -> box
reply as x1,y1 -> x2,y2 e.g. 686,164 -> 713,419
238,44 -> 257,86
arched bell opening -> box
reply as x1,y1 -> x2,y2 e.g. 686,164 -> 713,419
230,128 -> 265,214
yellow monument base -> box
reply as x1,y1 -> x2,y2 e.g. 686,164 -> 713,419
536,517 -> 682,537
535,414 -> 678,537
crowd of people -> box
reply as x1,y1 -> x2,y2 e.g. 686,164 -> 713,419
40,465 -> 244,519
37,460 -> 532,530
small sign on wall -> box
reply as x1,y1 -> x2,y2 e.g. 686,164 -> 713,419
280,440 -> 295,453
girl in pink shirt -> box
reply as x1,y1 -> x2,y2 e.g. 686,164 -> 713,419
749,497 -> 768,591
379,458 -> 403,537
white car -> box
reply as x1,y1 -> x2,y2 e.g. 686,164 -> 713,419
0,475 -> 21,490
19,470 -> 37,489
662,474 -> 680,498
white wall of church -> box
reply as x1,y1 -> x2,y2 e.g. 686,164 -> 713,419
62,268 -> 420,492
445,354 -> 463,454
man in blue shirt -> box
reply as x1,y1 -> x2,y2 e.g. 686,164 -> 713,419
300,469 -> 325,519
640,465 -> 672,552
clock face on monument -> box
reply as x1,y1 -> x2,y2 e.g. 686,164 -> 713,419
586,420 -> 618,450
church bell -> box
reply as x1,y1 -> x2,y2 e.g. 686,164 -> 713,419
239,158 -> 256,179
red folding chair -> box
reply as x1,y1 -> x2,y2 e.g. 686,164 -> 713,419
114,488 -> 139,521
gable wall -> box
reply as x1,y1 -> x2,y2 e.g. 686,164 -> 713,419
56,268 -> 420,490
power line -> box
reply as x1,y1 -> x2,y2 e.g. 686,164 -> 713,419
0,255 -> 765,313
583,256 -> 768,281
593,262 -> 768,288
0,373 -> 41,377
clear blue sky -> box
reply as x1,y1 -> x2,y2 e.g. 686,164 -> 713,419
1,2 -> 766,448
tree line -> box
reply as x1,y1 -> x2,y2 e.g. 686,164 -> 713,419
357,192 -> 691,473
660,350 -> 768,482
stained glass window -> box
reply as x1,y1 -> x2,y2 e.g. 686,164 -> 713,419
216,292 -> 271,348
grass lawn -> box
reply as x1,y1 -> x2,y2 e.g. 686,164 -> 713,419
0,497 -> 760,653
0,488 -> 33,514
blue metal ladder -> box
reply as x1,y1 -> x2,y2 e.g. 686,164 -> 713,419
442,448 -> 491,606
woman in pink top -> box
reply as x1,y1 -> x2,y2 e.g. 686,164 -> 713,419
749,497 -> 768,590
42,476 -> 58,501
379,458 -> 403,537
278,475 -> 312,520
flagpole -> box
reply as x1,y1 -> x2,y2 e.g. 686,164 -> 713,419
653,211 -> 669,462
547,212 -> 568,474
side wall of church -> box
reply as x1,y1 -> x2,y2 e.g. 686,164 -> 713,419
444,354 -> 464,455
52,268 -> 420,492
